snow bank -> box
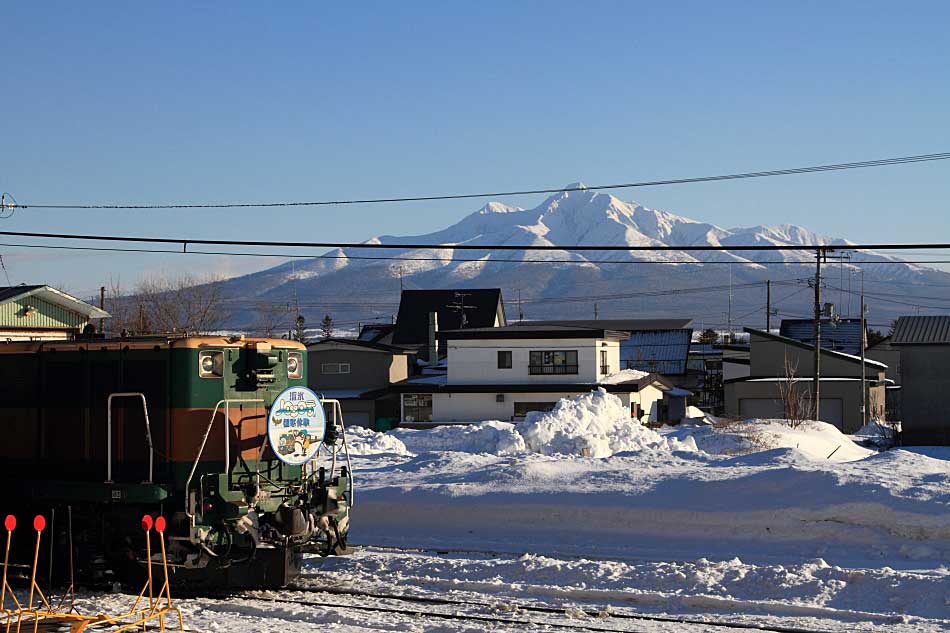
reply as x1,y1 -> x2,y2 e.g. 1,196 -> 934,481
664,419 -> 873,462
392,421 -> 526,455
518,388 -> 696,457
344,426 -> 411,456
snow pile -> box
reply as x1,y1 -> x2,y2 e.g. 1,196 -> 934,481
392,421 -> 526,455
663,419 -> 873,461
598,368 -> 649,384
518,388 -> 697,457
344,426 -> 411,456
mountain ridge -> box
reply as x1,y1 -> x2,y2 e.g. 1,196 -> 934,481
217,186 -> 948,331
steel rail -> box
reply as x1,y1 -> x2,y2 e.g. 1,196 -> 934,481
220,587 -> 844,633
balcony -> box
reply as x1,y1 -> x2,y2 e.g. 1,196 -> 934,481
529,365 -> 579,375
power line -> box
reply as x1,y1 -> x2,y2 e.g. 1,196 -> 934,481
6,152 -> 950,210
3,229 -> 950,253
7,240 -> 950,267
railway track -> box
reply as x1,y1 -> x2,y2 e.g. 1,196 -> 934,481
216,585 -> 842,633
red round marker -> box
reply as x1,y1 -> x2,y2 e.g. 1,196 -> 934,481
4,515 -> 15,531
155,516 -> 166,533
141,515 -> 153,532
33,515 -> 45,532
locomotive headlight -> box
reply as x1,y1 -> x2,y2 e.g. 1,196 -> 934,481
287,352 -> 303,379
199,350 -> 224,378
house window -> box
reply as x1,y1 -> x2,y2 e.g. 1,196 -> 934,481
403,393 -> 432,422
321,362 -> 351,374
497,350 -> 512,369
529,350 -> 578,375
513,402 -> 557,418
600,350 -> 609,375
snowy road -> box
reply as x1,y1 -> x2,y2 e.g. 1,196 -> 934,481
75,546 -> 949,632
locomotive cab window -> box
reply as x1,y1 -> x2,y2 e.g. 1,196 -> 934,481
199,350 -> 224,378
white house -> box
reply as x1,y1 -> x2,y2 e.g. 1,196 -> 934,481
395,325 -> 677,425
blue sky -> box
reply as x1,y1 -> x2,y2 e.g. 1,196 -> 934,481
2,1 -> 949,299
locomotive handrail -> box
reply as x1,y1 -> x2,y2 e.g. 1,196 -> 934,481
185,398 -> 265,523
106,392 -> 155,484
319,398 -> 355,508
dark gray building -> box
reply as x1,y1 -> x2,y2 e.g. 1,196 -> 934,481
307,338 -> 415,429
889,316 -> 950,445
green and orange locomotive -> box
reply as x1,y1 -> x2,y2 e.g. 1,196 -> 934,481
0,335 -> 351,588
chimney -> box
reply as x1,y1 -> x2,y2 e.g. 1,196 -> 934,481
428,311 -> 439,363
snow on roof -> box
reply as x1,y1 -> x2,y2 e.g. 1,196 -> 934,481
598,368 -> 650,384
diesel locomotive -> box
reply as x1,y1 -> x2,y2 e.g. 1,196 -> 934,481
0,335 -> 351,588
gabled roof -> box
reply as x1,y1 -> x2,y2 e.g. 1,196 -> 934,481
439,324 -> 630,341
392,289 -> 506,346
621,329 -> 692,375
358,323 -> 396,343
306,337 -> 415,354
515,318 -> 693,331
0,285 -> 110,320
744,327 -> 886,369
779,318 -> 863,355
891,316 -> 950,345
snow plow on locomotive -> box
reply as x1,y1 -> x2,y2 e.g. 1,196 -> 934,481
0,335 -> 351,588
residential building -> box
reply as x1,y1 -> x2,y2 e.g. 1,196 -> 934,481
0,285 -> 110,341
391,289 -> 506,362
866,336 -> 902,422
724,327 -> 888,433
394,325 -> 680,425
307,338 -> 415,429
779,318 -> 863,355
888,316 -> 950,445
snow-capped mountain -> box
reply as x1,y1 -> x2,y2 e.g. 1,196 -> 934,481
219,186 -> 948,330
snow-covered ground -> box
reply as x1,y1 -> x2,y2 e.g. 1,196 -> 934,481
68,390 -> 950,631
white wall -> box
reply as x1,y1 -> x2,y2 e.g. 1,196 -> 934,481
446,338 -> 620,385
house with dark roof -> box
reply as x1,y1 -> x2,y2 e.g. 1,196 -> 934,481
393,324 -> 685,425
888,315 -> 950,444
779,318 -> 864,355
513,319 -> 694,375
724,327 -> 888,433
392,289 -> 506,361
306,337 -> 415,429
0,285 -> 110,341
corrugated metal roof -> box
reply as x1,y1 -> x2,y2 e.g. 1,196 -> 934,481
0,285 -> 44,303
621,329 -> 692,375
779,318 -> 863,355
516,318 -> 693,330
891,315 -> 950,344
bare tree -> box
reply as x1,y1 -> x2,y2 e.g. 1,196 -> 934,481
776,355 -> 812,428
133,274 -> 232,335
249,301 -> 292,338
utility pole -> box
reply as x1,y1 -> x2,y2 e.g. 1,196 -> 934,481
394,265 -> 405,291
594,303 -> 599,319
99,286 -> 106,335
727,263 -> 733,342
860,269 -> 867,426
517,289 -> 524,322
766,279 -> 772,332
813,248 -> 823,420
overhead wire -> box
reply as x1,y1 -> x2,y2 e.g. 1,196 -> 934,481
6,152 -> 950,210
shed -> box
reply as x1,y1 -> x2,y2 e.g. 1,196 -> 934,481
0,285 -> 110,341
